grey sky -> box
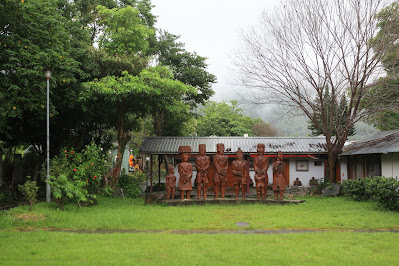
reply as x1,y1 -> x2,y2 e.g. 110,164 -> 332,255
151,0 -> 281,101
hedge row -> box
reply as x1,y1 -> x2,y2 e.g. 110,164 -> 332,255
342,176 -> 399,211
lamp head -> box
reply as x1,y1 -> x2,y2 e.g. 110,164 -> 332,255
44,68 -> 52,80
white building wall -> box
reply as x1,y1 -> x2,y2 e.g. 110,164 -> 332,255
340,157 -> 348,182
381,153 -> 399,178
288,158 -> 325,186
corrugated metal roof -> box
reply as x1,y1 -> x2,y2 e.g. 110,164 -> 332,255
139,137 -> 328,154
341,130 -> 399,156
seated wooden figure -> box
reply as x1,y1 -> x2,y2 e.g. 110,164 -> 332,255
293,177 -> 302,186
166,166 -> 176,199
254,143 -> 269,199
195,144 -> 210,199
213,143 -> 228,199
272,151 -> 286,200
178,146 -> 193,200
309,177 -> 318,186
232,149 -> 247,199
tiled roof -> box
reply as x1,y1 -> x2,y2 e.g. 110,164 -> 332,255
341,130 -> 399,155
139,137 -> 328,154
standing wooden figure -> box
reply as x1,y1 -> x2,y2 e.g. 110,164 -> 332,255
178,146 -> 193,200
213,143 -> 228,199
272,151 -> 286,200
195,144 -> 210,199
232,149 -> 247,199
253,143 -> 269,199
166,166 -> 176,199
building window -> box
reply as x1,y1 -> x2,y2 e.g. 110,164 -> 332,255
314,161 -> 322,166
296,160 -> 309,171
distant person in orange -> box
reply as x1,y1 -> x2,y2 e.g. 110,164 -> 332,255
129,154 -> 134,168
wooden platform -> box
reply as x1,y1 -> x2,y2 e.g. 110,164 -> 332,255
154,198 -> 305,206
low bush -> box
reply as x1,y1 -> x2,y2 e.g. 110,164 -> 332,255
119,171 -> 147,198
18,177 -> 39,211
343,176 -> 399,211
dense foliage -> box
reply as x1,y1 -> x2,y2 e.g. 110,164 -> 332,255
0,0 -> 217,191
119,171 -> 147,198
343,177 -> 399,211
46,143 -> 110,209
367,2 -> 399,130
197,101 -> 277,137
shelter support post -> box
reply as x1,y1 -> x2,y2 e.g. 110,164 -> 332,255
158,155 -> 161,192
150,154 -> 153,193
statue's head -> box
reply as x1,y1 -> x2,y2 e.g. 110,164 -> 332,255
257,143 -> 265,156
277,150 -> 283,161
168,165 -> 174,174
236,148 -> 244,161
216,143 -> 225,155
199,144 -> 206,156
178,146 -> 191,162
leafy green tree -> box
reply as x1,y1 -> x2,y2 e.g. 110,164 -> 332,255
83,67 -> 195,188
197,101 -> 259,137
0,0 -> 91,159
155,30 -> 216,105
367,2 -> 399,130
147,31 -> 216,137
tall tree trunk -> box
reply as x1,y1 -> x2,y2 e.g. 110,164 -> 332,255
110,105 -> 129,189
327,151 -> 338,183
153,113 -> 164,137
0,149 -> 3,187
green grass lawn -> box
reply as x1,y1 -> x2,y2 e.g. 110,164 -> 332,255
1,196 -> 398,265
1,196 -> 398,230
1,231 -> 398,265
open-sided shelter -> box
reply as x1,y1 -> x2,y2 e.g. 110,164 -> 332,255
140,136 -> 329,192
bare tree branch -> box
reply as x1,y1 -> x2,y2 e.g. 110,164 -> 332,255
232,0 -> 398,181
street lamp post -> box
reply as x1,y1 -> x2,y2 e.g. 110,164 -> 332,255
44,68 -> 51,203
145,156 -> 150,195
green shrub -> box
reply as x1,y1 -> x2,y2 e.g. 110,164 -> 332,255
45,143 -> 110,209
48,174 -> 88,210
119,172 -> 147,198
343,177 -> 399,211
18,177 -> 39,211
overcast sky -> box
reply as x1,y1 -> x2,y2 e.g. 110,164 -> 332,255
151,0 -> 281,101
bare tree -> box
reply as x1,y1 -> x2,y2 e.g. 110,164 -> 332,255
233,0 -> 398,182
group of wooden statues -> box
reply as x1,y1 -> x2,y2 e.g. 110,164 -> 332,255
165,143 -> 287,200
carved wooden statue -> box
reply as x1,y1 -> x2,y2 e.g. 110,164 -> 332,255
232,149 -> 247,199
309,177 -> 318,186
213,143 -> 228,199
178,146 -> 192,200
166,165 -> 176,199
195,144 -> 210,199
253,143 -> 269,199
272,151 -> 286,200
293,177 -> 302,186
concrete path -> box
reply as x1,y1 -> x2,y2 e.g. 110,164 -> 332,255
13,228 -> 399,234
